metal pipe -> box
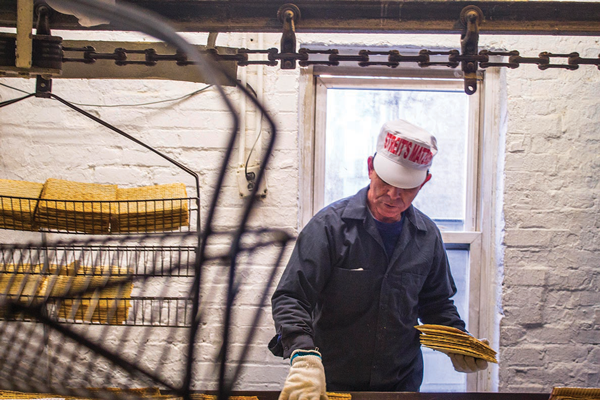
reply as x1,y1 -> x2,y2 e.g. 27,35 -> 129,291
254,32 -> 264,166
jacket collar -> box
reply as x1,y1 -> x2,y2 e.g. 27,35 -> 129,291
341,185 -> 428,232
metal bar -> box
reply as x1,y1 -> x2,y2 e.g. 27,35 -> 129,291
15,0 -> 32,68
3,1 -> 600,35
49,93 -> 201,205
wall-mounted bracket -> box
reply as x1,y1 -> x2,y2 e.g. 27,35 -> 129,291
460,5 -> 483,95
35,74 -> 52,97
277,3 -> 300,69
34,5 -> 52,97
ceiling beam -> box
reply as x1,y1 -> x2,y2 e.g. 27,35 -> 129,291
1,0 -> 600,36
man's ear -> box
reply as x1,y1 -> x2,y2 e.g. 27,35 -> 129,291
367,156 -> 375,173
420,172 -> 432,188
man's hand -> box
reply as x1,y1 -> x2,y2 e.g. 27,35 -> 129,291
279,349 -> 328,400
447,339 -> 490,373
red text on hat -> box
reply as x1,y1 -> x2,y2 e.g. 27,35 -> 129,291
384,132 -> 433,166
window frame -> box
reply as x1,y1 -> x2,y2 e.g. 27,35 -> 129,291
298,64 -> 504,392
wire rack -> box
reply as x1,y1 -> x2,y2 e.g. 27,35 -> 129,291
0,228 -> 291,397
0,240 -> 198,326
5,243 -> 197,275
0,74 -> 202,236
0,243 -> 198,277
1,238 -> 191,321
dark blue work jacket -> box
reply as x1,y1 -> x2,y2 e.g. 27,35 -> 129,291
270,186 -> 465,392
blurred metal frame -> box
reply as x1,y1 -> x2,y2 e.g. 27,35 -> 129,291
0,1 -> 288,400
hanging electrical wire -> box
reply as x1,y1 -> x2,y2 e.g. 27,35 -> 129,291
0,82 -> 30,94
70,85 -> 213,107
244,82 -> 263,181
0,81 -> 213,107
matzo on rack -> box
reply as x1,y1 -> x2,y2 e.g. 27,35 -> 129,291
114,183 -> 189,232
0,179 -> 44,230
36,178 -> 118,233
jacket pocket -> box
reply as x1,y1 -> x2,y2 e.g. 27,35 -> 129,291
396,272 -> 427,323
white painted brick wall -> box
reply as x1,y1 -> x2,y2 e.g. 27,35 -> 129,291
492,35 -> 600,392
0,29 -> 598,393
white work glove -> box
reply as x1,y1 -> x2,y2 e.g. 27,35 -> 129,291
448,339 -> 490,373
279,349 -> 328,400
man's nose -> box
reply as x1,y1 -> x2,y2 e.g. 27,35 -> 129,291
388,186 -> 403,199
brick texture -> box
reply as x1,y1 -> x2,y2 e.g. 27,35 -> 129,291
495,35 -> 600,393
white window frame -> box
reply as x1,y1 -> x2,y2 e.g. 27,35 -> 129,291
298,64 -> 505,392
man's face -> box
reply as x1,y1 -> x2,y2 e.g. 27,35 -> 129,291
367,156 -> 430,223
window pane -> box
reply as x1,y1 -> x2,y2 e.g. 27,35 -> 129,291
421,248 -> 470,392
447,248 -> 470,325
325,87 -> 469,230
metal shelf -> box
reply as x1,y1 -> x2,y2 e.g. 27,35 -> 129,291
0,243 -> 197,277
0,85 -> 202,329
0,239 -> 198,327
3,296 -> 194,327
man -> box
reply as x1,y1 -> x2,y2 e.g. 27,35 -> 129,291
269,119 -> 488,399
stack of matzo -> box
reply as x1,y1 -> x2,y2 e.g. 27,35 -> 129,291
191,395 -> 260,400
39,263 -> 132,324
415,324 -> 497,363
0,387 -> 180,400
36,178 -> 118,234
0,263 -> 65,317
0,178 -> 189,233
0,261 -> 132,324
114,183 -> 189,232
0,179 -> 43,231
0,264 -> 45,305
550,387 -> 600,399
55,286 -> 132,324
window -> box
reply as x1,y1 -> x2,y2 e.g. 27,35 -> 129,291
299,65 -> 502,392
319,80 -> 474,232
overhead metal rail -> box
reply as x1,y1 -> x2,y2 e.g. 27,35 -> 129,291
2,0 -> 600,36
1,1 -> 600,94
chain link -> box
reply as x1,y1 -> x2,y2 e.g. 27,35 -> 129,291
61,46 -> 600,71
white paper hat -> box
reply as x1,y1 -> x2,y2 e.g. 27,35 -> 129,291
373,119 -> 438,189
